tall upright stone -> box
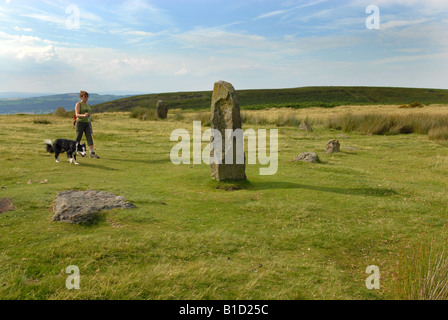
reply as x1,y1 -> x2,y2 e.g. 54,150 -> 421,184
210,81 -> 246,181
156,100 -> 168,119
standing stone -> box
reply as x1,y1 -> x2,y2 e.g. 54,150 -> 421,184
156,100 -> 168,119
299,120 -> 313,132
210,81 -> 246,181
325,139 -> 341,154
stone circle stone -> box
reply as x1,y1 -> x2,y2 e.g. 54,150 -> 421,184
299,120 -> 313,132
325,139 -> 341,154
294,152 -> 320,163
52,190 -> 136,224
210,81 -> 246,181
156,100 -> 168,119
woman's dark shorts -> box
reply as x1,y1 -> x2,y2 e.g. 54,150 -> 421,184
75,121 -> 94,146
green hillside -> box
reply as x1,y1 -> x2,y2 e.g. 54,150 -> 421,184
94,86 -> 448,113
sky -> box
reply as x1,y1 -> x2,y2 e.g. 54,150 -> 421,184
0,0 -> 447,94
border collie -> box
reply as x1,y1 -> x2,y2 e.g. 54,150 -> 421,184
45,139 -> 87,165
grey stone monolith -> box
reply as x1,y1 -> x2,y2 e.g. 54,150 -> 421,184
210,81 -> 246,181
156,100 -> 168,119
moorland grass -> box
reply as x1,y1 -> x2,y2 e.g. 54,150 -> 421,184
0,106 -> 447,300
326,113 -> 448,138
393,227 -> 448,300
94,87 -> 448,113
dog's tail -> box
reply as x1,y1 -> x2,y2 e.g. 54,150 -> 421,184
45,139 -> 54,153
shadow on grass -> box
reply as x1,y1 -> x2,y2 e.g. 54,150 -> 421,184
207,179 -> 395,197
251,181 -> 398,197
104,158 -> 168,165
79,162 -> 120,171
337,151 -> 359,156
208,179 -> 254,191
79,211 -> 107,226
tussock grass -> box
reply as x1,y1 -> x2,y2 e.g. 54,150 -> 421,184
399,102 -> 424,109
241,111 -> 304,128
53,107 -> 75,119
393,227 -> 448,300
326,113 -> 448,137
174,111 -> 185,121
33,117 -> 52,125
130,107 -> 158,121
191,112 -> 211,127
428,127 -> 448,141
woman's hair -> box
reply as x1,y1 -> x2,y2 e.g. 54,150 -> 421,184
80,91 -> 89,98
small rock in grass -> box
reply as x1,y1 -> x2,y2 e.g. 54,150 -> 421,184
325,139 -> 341,154
294,152 -> 320,163
299,120 -> 313,132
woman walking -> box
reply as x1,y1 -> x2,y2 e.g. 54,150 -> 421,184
75,91 -> 99,158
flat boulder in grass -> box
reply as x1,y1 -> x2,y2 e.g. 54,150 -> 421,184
294,152 -> 320,163
52,190 -> 136,224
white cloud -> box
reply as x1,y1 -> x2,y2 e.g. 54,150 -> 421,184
174,28 -> 267,50
14,26 -> 34,32
381,18 -> 430,31
21,12 -> 66,26
115,0 -> 174,27
175,62 -> 188,76
110,30 -> 154,37
255,0 -> 329,22
255,10 -> 288,20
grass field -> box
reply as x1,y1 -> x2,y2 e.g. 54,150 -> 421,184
0,105 -> 447,300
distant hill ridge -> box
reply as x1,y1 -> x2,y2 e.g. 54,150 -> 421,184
1,87 -> 447,115
93,86 -> 448,113
0,93 -> 131,115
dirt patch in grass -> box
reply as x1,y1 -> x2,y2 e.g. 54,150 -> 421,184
0,198 -> 15,214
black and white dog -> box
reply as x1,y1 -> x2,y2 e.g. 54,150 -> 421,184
45,139 -> 87,165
